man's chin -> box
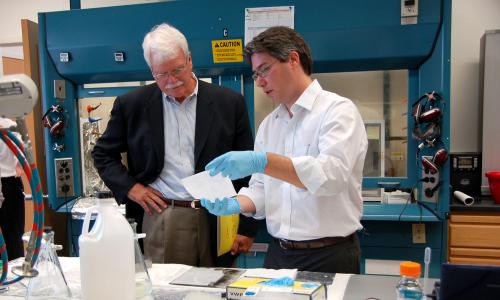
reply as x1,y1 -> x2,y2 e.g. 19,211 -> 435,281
165,87 -> 184,97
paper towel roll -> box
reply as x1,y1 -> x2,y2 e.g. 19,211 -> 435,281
453,191 -> 474,206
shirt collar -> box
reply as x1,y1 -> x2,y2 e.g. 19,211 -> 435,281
162,73 -> 199,104
274,79 -> 322,119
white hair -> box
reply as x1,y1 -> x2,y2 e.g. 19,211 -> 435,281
142,23 -> 190,68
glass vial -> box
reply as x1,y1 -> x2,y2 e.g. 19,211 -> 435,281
396,261 -> 423,300
128,219 -> 153,300
26,227 -> 71,300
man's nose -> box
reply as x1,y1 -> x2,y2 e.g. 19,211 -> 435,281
166,74 -> 176,82
255,76 -> 266,87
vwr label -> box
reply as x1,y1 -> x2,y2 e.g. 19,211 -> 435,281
211,39 -> 243,63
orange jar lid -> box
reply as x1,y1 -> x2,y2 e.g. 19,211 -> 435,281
400,261 -> 421,277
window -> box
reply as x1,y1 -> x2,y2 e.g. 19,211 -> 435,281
254,70 -> 409,201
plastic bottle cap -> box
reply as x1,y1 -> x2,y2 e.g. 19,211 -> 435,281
400,261 -> 421,277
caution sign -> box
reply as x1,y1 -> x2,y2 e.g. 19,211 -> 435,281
211,39 -> 243,63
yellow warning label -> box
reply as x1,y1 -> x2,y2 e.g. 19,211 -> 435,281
211,39 -> 243,63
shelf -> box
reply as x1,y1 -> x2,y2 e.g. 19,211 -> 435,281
362,203 -> 442,221
450,197 -> 500,212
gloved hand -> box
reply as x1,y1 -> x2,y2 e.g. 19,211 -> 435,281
260,276 -> 295,286
200,197 -> 241,216
205,151 -> 267,180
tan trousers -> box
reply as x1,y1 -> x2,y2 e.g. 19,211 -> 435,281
142,206 -> 215,267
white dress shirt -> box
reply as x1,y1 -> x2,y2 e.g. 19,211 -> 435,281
0,118 -> 21,206
0,118 -> 21,178
149,76 -> 198,200
239,80 -> 368,240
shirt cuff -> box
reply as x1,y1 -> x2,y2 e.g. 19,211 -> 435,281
238,186 -> 266,220
292,156 -> 328,195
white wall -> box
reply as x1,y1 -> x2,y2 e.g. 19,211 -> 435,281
0,0 -> 160,44
0,0 -> 69,75
0,0 -> 69,44
0,0 -> 158,75
451,0 -> 500,152
80,0 -> 160,9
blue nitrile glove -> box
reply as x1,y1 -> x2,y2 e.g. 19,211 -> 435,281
200,197 -> 241,216
205,151 -> 267,180
260,277 -> 295,286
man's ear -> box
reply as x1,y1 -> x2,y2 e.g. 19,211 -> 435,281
288,50 -> 300,67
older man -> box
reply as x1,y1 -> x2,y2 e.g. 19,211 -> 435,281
92,23 -> 258,266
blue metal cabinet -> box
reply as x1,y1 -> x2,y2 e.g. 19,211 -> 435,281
38,0 -> 451,274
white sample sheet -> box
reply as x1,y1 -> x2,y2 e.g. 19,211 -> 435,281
244,6 -> 294,45
181,171 -> 236,201
243,268 -> 298,279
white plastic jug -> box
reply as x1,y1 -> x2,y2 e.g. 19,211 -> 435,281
79,198 -> 135,300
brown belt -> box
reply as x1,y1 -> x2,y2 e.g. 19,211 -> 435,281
274,233 -> 355,250
164,199 -> 201,209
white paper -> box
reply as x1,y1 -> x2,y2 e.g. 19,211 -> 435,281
243,268 -> 297,279
328,273 -> 352,300
244,6 -> 294,45
181,171 -> 236,201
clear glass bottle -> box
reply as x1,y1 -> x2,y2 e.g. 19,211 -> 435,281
396,261 -> 423,300
0,259 -> 7,293
26,227 -> 71,300
127,219 -> 153,300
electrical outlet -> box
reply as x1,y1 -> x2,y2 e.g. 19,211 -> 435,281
54,79 -> 66,99
55,157 -> 74,197
412,223 -> 426,244
421,156 -> 440,203
401,0 -> 418,17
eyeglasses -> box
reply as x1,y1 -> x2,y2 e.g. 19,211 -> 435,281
152,58 -> 189,80
252,60 -> 278,81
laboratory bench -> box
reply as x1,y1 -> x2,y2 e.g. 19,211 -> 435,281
59,198 -> 447,278
450,197 -> 500,211
0,257 -> 438,299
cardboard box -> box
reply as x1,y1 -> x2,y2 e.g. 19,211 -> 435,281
226,276 -> 326,300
